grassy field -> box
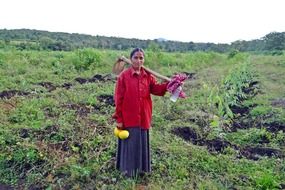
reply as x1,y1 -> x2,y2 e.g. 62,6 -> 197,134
0,48 -> 285,189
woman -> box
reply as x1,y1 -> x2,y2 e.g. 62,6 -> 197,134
113,48 -> 169,177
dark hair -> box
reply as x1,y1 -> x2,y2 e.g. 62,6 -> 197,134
130,48 -> 145,58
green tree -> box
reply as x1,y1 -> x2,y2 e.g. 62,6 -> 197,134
263,32 -> 285,51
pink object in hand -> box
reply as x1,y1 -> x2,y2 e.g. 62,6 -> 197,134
167,73 -> 188,99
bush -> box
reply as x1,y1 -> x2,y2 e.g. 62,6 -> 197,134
74,48 -> 102,71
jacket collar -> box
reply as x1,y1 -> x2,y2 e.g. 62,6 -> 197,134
130,67 -> 147,77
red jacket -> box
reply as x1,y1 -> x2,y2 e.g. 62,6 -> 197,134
113,67 -> 168,129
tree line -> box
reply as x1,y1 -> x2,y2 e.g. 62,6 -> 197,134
0,29 -> 284,53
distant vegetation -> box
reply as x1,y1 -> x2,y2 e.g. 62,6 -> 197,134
0,29 -> 285,53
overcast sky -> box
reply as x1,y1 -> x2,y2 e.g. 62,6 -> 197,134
1,0 -> 284,44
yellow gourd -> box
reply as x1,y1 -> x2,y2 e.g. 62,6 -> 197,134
114,127 -> 129,139
118,130 -> 129,139
114,127 -> 121,137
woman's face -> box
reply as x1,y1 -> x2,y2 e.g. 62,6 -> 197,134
131,51 -> 144,70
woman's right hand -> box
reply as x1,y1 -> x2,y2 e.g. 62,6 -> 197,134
117,123 -> 124,130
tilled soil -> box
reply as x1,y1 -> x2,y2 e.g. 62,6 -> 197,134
172,126 -> 284,160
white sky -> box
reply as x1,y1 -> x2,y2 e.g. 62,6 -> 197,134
1,0 -> 285,44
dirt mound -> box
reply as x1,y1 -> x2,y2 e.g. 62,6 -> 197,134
0,90 -> 29,99
75,74 -> 115,84
37,82 -> 57,91
172,126 -> 284,160
171,127 -> 201,143
97,94 -> 115,106
239,146 -> 284,160
265,122 -> 285,133
61,82 -> 73,89
172,127 -> 232,153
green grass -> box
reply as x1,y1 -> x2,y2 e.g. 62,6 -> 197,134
0,48 -> 284,189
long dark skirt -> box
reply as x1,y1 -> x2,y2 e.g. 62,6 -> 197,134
116,127 -> 151,177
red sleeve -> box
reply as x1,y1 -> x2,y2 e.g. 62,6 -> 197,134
149,75 -> 169,96
112,75 -> 125,123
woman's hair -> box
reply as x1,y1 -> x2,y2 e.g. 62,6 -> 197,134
130,48 -> 145,58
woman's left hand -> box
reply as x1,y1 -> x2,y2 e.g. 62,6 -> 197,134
117,122 -> 124,130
